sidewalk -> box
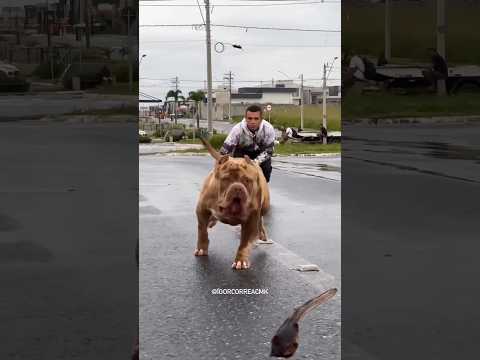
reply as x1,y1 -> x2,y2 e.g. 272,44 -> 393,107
344,115 -> 480,126
139,142 -> 204,155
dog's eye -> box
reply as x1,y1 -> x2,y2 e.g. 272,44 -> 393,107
242,177 -> 252,184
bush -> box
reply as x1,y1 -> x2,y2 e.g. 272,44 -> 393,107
78,47 -> 109,61
169,128 -> 185,141
209,134 -> 227,150
139,135 -> 152,143
153,128 -> 166,138
33,62 -> 66,79
185,128 -> 202,138
153,124 -> 187,140
111,62 -> 138,83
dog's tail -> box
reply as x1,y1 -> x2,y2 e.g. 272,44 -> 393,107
199,136 -> 221,161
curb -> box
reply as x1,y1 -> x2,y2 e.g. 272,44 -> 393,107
344,115 -> 480,126
139,151 -> 341,157
0,91 -> 85,97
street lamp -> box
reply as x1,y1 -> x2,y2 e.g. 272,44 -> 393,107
214,42 -> 243,53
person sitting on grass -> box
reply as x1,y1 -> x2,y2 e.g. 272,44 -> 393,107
219,104 -> 276,183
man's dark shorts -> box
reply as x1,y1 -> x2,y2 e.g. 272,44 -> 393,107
233,149 -> 272,183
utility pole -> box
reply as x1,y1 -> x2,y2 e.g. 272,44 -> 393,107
15,15 -> 20,45
224,71 -> 233,121
85,0 -> 91,48
385,0 -> 391,61
46,0 -> 51,48
322,64 -> 327,145
46,0 -> 53,80
127,5 -> 133,93
436,0 -> 447,95
300,73 -> 304,130
436,0 -> 446,58
205,0 -> 213,135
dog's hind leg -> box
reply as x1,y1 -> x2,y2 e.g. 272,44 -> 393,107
258,216 -> 267,241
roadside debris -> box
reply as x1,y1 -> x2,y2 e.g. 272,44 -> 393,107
290,264 -> 320,272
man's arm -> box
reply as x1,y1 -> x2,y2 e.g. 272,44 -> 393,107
219,125 -> 241,155
255,125 -> 276,164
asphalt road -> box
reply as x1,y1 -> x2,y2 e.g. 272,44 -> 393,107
342,123 -> 480,360
0,93 -> 136,120
140,155 -> 341,360
0,121 -> 138,359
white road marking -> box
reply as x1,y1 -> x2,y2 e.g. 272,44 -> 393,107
254,240 -> 338,292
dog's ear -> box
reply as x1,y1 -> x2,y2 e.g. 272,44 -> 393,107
217,155 -> 229,165
243,155 -> 254,165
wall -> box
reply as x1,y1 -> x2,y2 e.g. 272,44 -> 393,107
231,92 -> 294,105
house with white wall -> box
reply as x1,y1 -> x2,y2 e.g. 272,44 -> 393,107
231,86 -> 299,105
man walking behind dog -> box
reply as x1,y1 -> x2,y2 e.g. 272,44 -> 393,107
219,104 -> 276,182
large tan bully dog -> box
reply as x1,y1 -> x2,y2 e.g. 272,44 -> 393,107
195,137 -> 270,270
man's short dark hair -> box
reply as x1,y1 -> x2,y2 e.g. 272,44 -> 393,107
245,104 -> 262,116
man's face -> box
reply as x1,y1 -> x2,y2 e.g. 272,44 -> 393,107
246,111 -> 262,131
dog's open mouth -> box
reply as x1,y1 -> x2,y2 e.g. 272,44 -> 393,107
229,197 -> 242,215
220,197 -> 245,217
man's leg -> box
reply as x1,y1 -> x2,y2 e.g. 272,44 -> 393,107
259,159 -> 272,183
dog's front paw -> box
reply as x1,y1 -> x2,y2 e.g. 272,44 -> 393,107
194,248 -> 208,256
231,257 -> 250,270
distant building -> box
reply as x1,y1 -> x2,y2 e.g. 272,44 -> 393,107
232,86 -> 299,105
308,85 -> 341,104
198,81 -> 341,121
139,100 -> 162,118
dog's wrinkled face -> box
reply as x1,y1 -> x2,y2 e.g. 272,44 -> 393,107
215,156 -> 259,220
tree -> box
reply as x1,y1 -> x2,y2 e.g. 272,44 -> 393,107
166,89 -> 183,124
188,90 -> 205,129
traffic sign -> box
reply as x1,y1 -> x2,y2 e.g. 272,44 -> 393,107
266,104 -> 272,112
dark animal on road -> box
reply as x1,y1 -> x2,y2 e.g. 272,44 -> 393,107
270,288 -> 337,358
195,137 -> 270,270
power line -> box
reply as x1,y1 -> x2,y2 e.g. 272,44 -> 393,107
140,39 -> 205,44
140,23 -> 340,32
141,42 -> 339,48
140,0 -> 338,1
211,24 -> 339,32
140,38 -> 339,47
195,0 -> 206,24
233,0 -> 339,2
140,77 -> 340,82
140,1 -> 339,6
139,91 -> 163,101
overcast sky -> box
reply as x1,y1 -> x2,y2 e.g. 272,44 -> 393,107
139,0 -> 341,100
